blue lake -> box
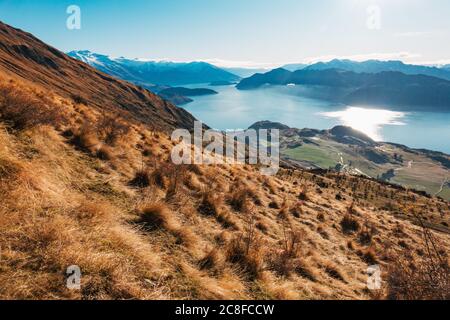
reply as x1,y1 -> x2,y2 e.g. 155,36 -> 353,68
181,85 -> 450,154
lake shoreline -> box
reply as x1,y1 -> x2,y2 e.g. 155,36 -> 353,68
182,84 -> 450,154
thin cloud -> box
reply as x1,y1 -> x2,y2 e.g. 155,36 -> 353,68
300,52 -> 422,64
394,31 -> 430,37
201,58 -> 278,69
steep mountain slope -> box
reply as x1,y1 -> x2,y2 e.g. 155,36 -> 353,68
68,50 -> 240,86
236,68 -> 450,111
0,22 -> 196,131
0,21 -> 449,300
67,50 -> 144,83
305,59 -> 450,81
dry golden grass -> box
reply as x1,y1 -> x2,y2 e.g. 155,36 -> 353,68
71,125 -> 100,153
225,236 -> 265,280
0,77 -> 449,300
130,169 -> 151,188
228,187 -> 251,212
382,216 -> 450,300
0,80 -> 64,130
198,248 -> 225,272
341,214 -> 361,235
96,145 -> 115,161
199,190 -> 221,216
138,203 -> 177,231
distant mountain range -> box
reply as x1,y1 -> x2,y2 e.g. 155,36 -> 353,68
67,51 -> 450,110
304,59 -> 450,81
68,50 -> 240,86
236,68 -> 450,111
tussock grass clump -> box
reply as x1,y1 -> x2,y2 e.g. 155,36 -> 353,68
0,81 -> 64,130
96,115 -> 130,145
347,202 -> 360,216
317,212 -> 325,222
225,208 -> 265,279
268,216 -> 318,281
130,162 -> 177,190
278,202 -> 290,220
186,173 -> 203,192
268,249 -> 314,280
130,161 -> 183,191
216,212 -> 239,230
268,246 -> 318,281
130,169 -> 151,188
268,200 -> 280,209
358,226 -> 374,245
268,216 -> 310,278
361,247 -> 378,265
228,188 -> 250,212
298,188 -> 309,201
138,203 -> 177,231
215,231 -> 232,245
256,221 -> 269,233
293,259 -> 318,282
290,206 -> 302,218
227,180 -> 261,210
198,191 -> 221,216
96,145 -> 114,161
137,203 -> 195,247
172,227 -> 197,247
198,190 -> 239,229
347,240 -> 356,250
324,263 -> 346,282
199,248 -> 224,272
71,126 -> 100,153
263,178 -> 277,194
142,148 -> 152,157
72,201 -> 114,223
150,167 -> 167,189
150,162 -> 183,190
398,240 -> 409,249
226,236 -> 265,280
341,214 -> 360,234
317,225 -> 329,240
335,192 -> 344,201
267,250 -> 294,277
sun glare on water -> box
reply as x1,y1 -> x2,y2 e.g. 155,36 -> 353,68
320,107 -> 406,141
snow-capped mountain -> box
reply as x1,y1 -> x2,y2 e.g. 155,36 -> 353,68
303,59 -> 450,81
67,50 -> 240,86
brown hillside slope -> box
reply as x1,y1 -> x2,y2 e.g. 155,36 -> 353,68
0,21 -> 196,131
0,22 -> 449,300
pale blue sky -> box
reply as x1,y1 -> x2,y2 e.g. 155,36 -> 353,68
0,0 -> 449,67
